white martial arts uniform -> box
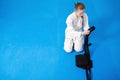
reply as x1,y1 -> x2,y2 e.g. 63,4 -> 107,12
64,12 -> 89,53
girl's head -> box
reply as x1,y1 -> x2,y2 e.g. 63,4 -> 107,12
74,2 -> 85,17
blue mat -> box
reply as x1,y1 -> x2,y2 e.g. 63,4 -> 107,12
0,0 -> 120,80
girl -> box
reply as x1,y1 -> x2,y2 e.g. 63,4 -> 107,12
64,2 -> 90,53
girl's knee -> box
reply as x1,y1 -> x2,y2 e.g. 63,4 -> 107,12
64,47 -> 72,53
74,45 -> 83,52
64,39 -> 73,53
74,48 -> 83,52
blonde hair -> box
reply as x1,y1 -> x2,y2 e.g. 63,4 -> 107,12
74,2 -> 85,10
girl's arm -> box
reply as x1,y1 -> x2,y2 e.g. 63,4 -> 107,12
83,13 -> 90,30
66,16 -> 83,36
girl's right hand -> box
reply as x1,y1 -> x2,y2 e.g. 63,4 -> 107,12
82,30 -> 90,35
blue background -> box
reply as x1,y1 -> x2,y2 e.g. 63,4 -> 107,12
0,0 -> 120,80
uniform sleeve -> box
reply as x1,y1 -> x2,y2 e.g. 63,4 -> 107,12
83,13 -> 90,30
66,16 -> 82,37
66,16 -> 74,28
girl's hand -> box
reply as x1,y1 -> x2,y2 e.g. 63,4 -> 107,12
82,30 -> 90,35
